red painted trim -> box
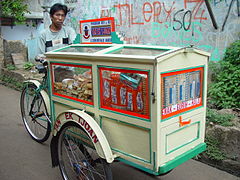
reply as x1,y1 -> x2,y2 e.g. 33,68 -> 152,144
101,105 -> 149,119
50,62 -> 93,105
80,17 -> 114,23
50,63 -> 55,98
53,93 -> 94,105
99,67 -> 149,74
80,17 -> 115,33
51,62 -> 91,68
80,17 -> 115,44
81,42 -> 112,44
161,67 -> 203,77
99,66 -> 150,119
161,67 -> 204,120
162,103 -> 202,120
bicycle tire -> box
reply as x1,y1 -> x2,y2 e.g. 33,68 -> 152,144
20,83 -> 51,143
57,122 -> 112,180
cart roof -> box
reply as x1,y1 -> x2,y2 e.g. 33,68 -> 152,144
45,44 -> 210,63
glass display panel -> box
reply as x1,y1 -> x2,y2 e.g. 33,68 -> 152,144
51,63 -> 93,105
57,46 -> 109,53
99,66 -> 150,119
161,67 -> 204,120
111,47 -> 167,56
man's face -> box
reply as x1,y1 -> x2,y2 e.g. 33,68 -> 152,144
51,10 -> 66,27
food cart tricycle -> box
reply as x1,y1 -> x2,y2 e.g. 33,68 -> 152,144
21,44 -> 210,179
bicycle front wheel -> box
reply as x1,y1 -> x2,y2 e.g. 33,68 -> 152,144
20,83 -> 51,143
57,122 -> 112,180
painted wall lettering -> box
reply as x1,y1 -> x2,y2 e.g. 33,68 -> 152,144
43,0 -> 240,61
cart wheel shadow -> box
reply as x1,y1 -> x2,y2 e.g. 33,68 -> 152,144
111,161 -> 173,180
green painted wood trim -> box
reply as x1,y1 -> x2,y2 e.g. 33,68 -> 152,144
104,46 -> 123,54
48,67 -> 55,129
203,65 -> 206,108
111,32 -> 124,44
52,100 -> 95,117
165,121 -> 200,154
49,61 -> 94,107
113,148 -> 151,163
158,143 -> 206,174
50,61 -> 92,67
99,108 -> 150,121
51,102 -> 57,130
160,65 -> 205,74
53,46 -> 70,52
161,106 -> 204,122
52,94 -> 94,108
100,115 -> 152,163
53,43 -> 112,52
116,143 -> 206,176
97,65 -> 151,122
73,33 -> 81,44
100,115 -> 150,130
122,45 -> 170,51
97,65 -> 150,72
116,158 -> 156,175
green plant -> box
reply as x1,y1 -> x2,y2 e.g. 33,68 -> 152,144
205,135 -> 226,161
208,40 -> 240,109
206,108 -> 234,126
0,0 -> 29,23
6,64 -> 16,71
0,74 -> 24,90
23,62 -> 35,70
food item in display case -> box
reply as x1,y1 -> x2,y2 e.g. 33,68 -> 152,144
54,66 -> 74,82
53,67 -> 93,102
101,69 -> 149,117
120,73 -> 142,89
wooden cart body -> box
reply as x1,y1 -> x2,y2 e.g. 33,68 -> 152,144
46,44 -> 209,175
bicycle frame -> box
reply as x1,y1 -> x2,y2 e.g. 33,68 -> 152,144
23,67 -> 51,122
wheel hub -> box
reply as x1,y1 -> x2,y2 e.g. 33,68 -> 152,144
73,160 -> 89,175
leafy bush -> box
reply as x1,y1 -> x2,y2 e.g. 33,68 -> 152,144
0,0 -> 29,23
0,74 -> 23,90
206,108 -> 234,126
208,40 -> 240,109
6,64 -> 16,71
24,62 -> 35,70
205,135 -> 226,161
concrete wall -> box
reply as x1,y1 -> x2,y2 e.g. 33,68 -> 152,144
1,24 -> 43,42
0,36 -> 4,68
59,0 -> 240,61
0,0 -> 44,61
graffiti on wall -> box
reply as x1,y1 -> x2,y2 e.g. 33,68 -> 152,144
64,0 -> 239,61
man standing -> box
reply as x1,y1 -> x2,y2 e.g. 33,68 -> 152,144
37,3 -> 76,55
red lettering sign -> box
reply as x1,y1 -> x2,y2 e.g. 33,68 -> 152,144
65,112 -> 73,120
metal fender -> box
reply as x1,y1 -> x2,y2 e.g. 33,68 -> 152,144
53,110 -> 114,163
24,80 -> 50,114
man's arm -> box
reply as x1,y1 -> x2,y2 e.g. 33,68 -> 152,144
36,32 -> 46,55
68,27 -> 77,44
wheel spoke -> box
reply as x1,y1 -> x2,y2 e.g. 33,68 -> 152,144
20,84 -> 50,143
58,124 -> 111,180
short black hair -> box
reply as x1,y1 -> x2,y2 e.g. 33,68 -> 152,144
50,3 -> 68,16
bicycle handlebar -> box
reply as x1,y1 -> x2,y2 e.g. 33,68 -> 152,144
35,55 -> 48,74
35,55 -> 48,66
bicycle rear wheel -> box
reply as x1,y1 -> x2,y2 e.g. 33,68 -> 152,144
20,83 -> 51,143
57,122 -> 112,180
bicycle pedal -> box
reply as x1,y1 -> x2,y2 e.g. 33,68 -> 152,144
35,111 -> 44,117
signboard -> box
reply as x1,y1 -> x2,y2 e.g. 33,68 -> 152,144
99,66 -> 150,119
80,17 -> 115,44
161,67 -> 204,120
